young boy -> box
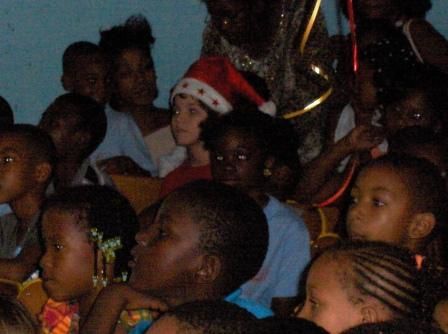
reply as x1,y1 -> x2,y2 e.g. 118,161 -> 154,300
82,180 -> 272,334
39,93 -> 112,191
61,41 -> 110,105
0,124 -> 56,281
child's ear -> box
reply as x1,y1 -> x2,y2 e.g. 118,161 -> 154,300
34,162 -> 52,183
61,73 -> 73,92
195,254 -> 222,284
408,213 -> 436,240
360,305 -> 379,324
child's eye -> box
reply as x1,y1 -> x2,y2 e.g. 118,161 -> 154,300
372,198 -> 385,207
172,109 -> 180,116
1,156 -> 14,164
53,243 -> 64,251
349,194 -> 358,205
157,228 -> 168,240
189,108 -> 198,114
309,298 -> 320,315
215,154 -> 224,161
237,153 -> 248,161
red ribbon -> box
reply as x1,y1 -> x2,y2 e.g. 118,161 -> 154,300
346,0 -> 359,72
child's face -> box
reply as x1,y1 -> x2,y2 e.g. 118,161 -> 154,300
67,56 -> 109,105
129,203 -> 203,301
171,94 -> 208,147
385,92 -> 437,135
39,106 -> 84,159
347,165 -> 414,246
211,128 -> 266,194
113,48 -> 157,108
297,254 -> 363,334
40,208 -> 94,301
0,134 -> 38,205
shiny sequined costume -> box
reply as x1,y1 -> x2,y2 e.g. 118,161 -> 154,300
202,0 -> 332,163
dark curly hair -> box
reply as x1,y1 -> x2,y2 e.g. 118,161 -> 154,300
160,180 -> 269,294
99,14 -> 155,62
42,185 -> 138,278
314,241 -> 437,322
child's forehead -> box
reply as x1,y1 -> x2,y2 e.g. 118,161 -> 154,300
0,133 -> 31,154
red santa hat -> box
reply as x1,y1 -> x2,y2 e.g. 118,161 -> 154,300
170,56 -> 276,116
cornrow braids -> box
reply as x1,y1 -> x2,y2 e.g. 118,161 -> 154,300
324,241 -> 428,320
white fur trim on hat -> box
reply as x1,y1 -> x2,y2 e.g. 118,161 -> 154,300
171,78 -> 233,114
259,101 -> 277,117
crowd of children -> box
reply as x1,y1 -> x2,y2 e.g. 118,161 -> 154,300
0,1 -> 447,333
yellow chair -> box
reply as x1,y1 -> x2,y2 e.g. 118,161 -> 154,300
0,278 -> 48,320
110,175 -> 162,214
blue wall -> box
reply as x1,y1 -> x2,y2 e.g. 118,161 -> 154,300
0,1 -> 446,124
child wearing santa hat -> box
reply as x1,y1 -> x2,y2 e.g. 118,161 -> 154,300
158,56 -> 275,197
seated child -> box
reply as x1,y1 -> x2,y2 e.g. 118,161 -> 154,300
0,95 -> 14,126
81,180 -> 272,334
0,295 -> 38,333
91,15 -> 174,176
202,109 -> 310,315
39,185 -> 138,333
382,67 -> 447,137
297,241 -> 431,333
61,41 -> 110,105
0,124 -> 56,281
147,300 -> 260,334
39,93 -> 113,191
346,153 -> 447,267
0,96 -> 14,216
159,56 -> 275,196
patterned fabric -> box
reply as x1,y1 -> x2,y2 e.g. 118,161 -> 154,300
119,309 -> 153,333
202,0 -> 332,163
41,299 -> 79,334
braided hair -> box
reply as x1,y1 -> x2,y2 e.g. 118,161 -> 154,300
321,241 -> 431,321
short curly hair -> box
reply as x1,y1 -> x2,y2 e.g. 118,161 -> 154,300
42,185 -> 138,277
161,180 -> 269,294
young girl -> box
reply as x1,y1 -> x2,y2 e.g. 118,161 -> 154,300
91,15 -> 174,176
297,241 -> 430,334
202,109 -> 310,316
39,185 -> 138,333
346,153 -> 447,265
159,56 -> 275,197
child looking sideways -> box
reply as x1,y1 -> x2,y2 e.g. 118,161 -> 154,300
61,41 -> 110,106
202,109 -> 310,316
82,180 -> 272,334
297,241 -> 431,334
0,124 -> 56,281
92,15 -> 174,176
346,153 -> 447,265
39,93 -> 112,191
159,56 -> 275,196
39,185 -> 138,333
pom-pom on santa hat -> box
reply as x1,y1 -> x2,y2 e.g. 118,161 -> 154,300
171,56 -> 276,116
